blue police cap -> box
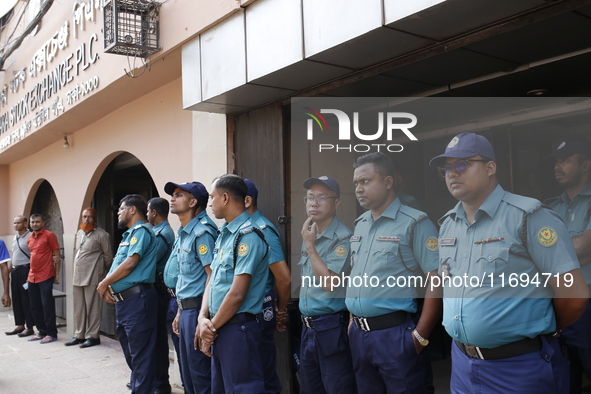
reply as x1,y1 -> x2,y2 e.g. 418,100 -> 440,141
429,132 -> 496,167
244,179 -> 259,198
164,181 -> 208,201
545,138 -> 591,161
303,176 -> 340,198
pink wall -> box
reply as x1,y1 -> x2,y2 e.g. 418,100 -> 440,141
3,77 -> 190,235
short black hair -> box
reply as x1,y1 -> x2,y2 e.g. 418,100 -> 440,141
147,197 -> 169,217
353,152 -> 396,178
120,194 -> 147,219
30,213 -> 45,221
214,174 -> 247,202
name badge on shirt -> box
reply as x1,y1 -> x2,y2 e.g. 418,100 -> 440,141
350,235 -> 362,242
440,238 -> 456,246
120,242 -> 130,246
375,236 -> 400,242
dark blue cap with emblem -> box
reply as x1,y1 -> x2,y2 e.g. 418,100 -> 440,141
429,132 -> 496,167
164,181 -> 208,201
244,179 -> 259,198
545,138 -> 591,161
303,176 -> 340,198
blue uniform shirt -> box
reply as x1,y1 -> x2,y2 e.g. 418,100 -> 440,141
298,217 -> 351,316
163,237 -> 180,289
109,221 -> 158,293
208,211 -> 269,316
440,185 -> 580,348
153,221 -> 175,274
345,198 -> 439,317
546,182 -> 591,288
250,210 -> 286,294
0,239 -> 9,264
175,211 -> 218,301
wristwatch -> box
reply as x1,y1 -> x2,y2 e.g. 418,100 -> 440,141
412,329 -> 429,346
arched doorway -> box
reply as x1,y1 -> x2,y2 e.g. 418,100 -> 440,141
30,180 -> 66,320
92,152 -> 158,336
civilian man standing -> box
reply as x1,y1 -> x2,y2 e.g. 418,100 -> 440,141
27,213 -> 61,344
66,208 -> 112,348
0,239 -> 10,308
5,216 -> 35,337
97,194 -> 158,394
165,181 -> 217,394
545,138 -> 591,393
147,197 -> 175,394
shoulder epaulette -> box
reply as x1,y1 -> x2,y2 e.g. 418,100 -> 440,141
502,193 -> 542,214
398,204 -> 428,222
134,224 -> 143,229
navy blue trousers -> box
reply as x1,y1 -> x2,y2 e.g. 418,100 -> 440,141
258,291 -> 282,394
211,317 -> 265,394
11,267 -> 34,328
167,297 -> 183,384
560,300 -> 591,394
349,315 -> 433,394
155,290 -> 171,389
28,277 -> 57,338
116,286 -> 158,394
450,336 -> 568,394
299,313 -> 356,394
179,303 -> 211,394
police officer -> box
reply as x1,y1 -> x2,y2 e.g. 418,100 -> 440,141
164,181 -> 217,394
298,176 -> 356,394
97,194 -> 158,394
197,174 -> 269,393
346,152 -> 440,394
244,179 -> 291,394
147,197 -> 175,394
430,132 -> 589,393
544,138 -> 591,393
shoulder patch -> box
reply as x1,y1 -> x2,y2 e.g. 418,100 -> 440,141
237,242 -> 249,256
130,237 -> 138,245
426,237 -> 438,251
335,245 -> 347,257
198,244 -> 208,255
537,227 -> 558,247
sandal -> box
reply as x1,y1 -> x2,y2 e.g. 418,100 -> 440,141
28,334 -> 44,341
40,336 -> 57,344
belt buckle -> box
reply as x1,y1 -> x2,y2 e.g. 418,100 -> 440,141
112,292 -> 124,303
464,344 -> 484,360
301,316 -> 314,329
354,316 -> 371,332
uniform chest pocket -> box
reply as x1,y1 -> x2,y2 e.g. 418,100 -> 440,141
115,244 -> 129,261
476,245 -> 510,280
371,242 -> 400,272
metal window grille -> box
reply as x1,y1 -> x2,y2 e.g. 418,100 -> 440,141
103,0 -> 160,58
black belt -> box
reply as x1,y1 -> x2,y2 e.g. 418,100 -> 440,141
455,335 -> 552,360
112,283 -> 153,303
13,264 -> 30,270
177,297 -> 201,310
167,288 -> 176,298
352,311 -> 407,332
210,312 -> 258,325
301,311 -> 348,329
